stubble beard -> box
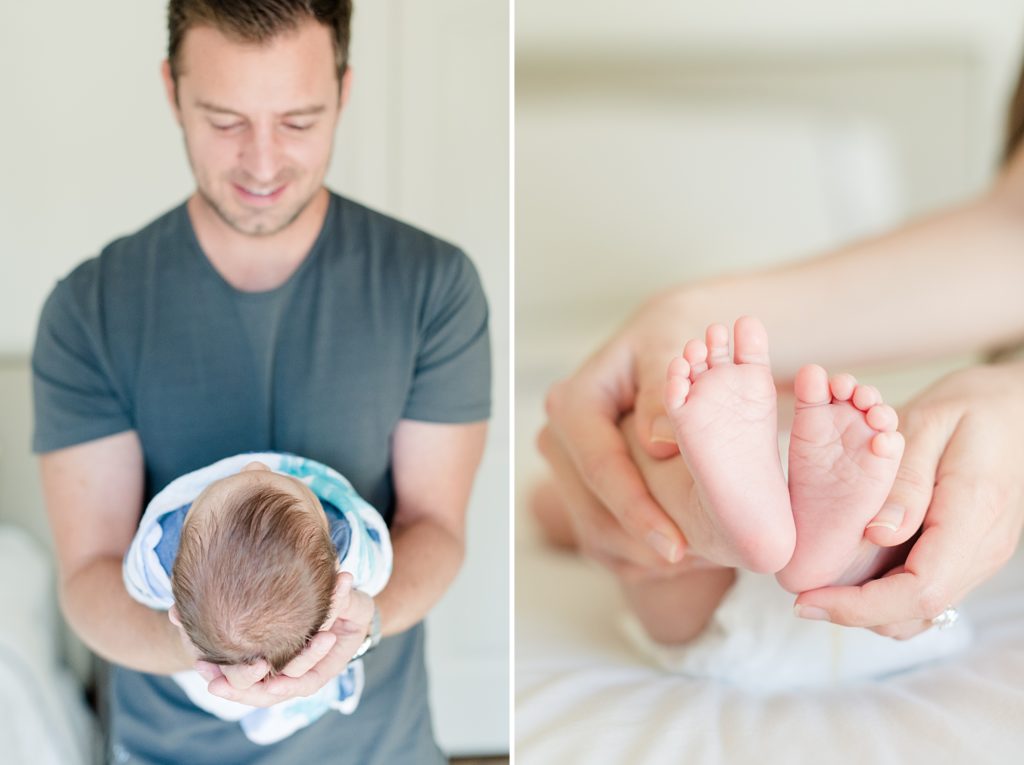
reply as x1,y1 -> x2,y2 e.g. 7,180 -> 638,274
195,181 -> 317,237
183,135 -> 323,238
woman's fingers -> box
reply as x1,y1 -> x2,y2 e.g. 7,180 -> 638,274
798,472 -> 980,628
864,415 -> 950,547
537,425 -> 677,569
869,619 -> 932,641
546,380 -> 686,564
633,350 -> 682,458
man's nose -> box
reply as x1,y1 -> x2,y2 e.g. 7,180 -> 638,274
238,125 -> 282,184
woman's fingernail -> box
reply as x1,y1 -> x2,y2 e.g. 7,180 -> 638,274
794,605 -> 831,622
650,416 -> 676,444
647,530 -> 682,563
867,505 -> 905,532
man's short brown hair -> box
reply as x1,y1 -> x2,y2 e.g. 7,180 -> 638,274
167,0 -> 353,83
1004,53 -> 1024,165
172,482 -> 338,673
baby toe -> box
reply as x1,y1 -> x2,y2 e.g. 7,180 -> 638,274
683,338 -> 709,379
829,373 -> 857,402
866,403 -> 898,432
664,373 -> 691,411
870,430 -> 905,460
705,323 -> 731,367
794,364 -> 830,407
852,384 -> 881,411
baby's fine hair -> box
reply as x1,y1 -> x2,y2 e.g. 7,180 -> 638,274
172,482 -> 338,673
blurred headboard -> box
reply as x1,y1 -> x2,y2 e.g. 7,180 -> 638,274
0,357 -> 51,547
0,356 -> 93,686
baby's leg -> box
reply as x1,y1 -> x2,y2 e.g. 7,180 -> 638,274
529,415 -> 740,645
529,481 -> 578,550
619,412 -> 739,643
776,365 -> 906,592
620,568 -> 737,645
660,316 -> 795,572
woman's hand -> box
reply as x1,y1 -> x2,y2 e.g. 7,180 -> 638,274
540,291 -> 706,575
795,361 -> 1024,638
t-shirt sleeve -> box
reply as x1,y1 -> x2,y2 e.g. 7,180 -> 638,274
31,273 -> 134,453
401,249 -> 491,423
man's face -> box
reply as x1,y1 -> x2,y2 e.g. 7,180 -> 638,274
166,20 -> 346,237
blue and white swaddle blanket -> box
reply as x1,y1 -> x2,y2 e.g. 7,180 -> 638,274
123,452 -> 392,746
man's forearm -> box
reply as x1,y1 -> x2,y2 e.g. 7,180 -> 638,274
372,518 -> 464,637
672,191 -> 1024,381
61,556 -> 193,674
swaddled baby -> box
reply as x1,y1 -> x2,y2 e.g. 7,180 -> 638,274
172,461 -> 341,673
123,452 -> 392,746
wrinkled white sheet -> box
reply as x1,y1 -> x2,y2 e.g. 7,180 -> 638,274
0,526 -> 96,765
516,514 -> 1024,764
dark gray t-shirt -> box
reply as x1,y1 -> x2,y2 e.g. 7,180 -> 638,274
31,192 -> 491,764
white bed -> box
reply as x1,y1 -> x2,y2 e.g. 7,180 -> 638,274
515,51 -> 1024,762
515,453 -> 1024,764
0,525 -> 98,765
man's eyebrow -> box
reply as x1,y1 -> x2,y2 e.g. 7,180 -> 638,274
195,100 -> 327,118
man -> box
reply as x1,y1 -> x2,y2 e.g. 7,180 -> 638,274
32,2 -> 491,762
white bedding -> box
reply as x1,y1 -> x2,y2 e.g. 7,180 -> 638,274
0,526 -> 97,765
515,502 -> 1024,764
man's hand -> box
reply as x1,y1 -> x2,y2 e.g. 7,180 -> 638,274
795,361 -> 1024,638
194,573 -> 375,707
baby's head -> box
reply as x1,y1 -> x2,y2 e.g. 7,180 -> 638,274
170,461 -> 338,673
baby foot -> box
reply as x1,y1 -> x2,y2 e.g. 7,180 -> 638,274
663,316 -> 794,573
776,365 -> 905,593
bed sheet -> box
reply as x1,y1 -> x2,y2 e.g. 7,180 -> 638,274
515,486 -> 1024,765
0,525 -> 97,765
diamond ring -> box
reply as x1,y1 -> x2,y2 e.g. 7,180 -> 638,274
930,605 -> 960,630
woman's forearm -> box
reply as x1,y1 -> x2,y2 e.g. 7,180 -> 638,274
671,190 -> 1024,382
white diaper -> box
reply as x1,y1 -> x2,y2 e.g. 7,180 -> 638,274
622,569 -> 972,692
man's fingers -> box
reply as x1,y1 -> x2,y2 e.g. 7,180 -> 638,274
279,629 -> 338,679
220,659 -> 269,691
194,660 -> 224,683
864,421 -> 946,547
207,675 -> 279,707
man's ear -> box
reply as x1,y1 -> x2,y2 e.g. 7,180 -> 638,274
339,67 -> 353,112
161,59 -> 183,124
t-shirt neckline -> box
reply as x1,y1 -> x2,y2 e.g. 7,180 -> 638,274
179,191 -> 337,299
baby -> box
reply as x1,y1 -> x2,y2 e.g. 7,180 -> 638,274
535,317 -> 966,685
123,452 -> 391,745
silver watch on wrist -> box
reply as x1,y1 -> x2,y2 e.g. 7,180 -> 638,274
351,600 -> 381,661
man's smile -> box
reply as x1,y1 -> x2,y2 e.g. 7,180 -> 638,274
233,182 -> 288,205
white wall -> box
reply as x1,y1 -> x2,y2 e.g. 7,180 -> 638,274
0,0 -> 508,756
516,0 -> 1024,376
518,0 -> 1024,181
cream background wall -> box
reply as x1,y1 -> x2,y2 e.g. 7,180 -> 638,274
517,0 -> 1024,377
0,0 -> 508,756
